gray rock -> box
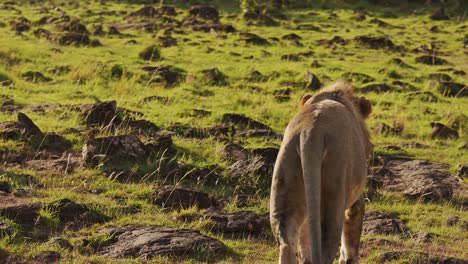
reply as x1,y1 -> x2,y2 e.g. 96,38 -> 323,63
377,251 -> 466,264
218,143 -> 250,163
96,225 -> 225,258
363,211 -> 409,236
368,158 -> 463,202
82,135 -> 147,165
153,185 -> 218,210
459,164 -> 468,177
202,210 -> 269,236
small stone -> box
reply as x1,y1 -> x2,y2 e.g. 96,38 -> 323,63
459,164 -> 468,177
430,122 -> 459,139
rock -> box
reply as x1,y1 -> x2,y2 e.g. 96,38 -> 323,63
158,36 -> 177,47
430,8 -> 449,20
446,215 -> 459,226
140,65 -> 186,87
427,73 -> 452,82
218,143 -> 250,163
82,101 -> 117,127
0,121 -> 22,140
221,113 -> 272,131
377,251 -> 466,264
437,81 -> 467,97
342,72 -> 375,83
199,68 -> 228,86
10,17 -> 31,33
126,119 -> 160,133
363,211 -> 409,236
430,122 -> 459,139
389,58 -> 414,68
201,210 -> 269,236
459,164 -> 468,177
25,155 -> 81,174
0,199 -> 106,240
373,122 -> 402,136
32,251 -> 60,263
82,135 -> 149,165
0,182 -> 11,193
304,71 -> 322,90
21,71 -> 52,83
453,70 -> 466,76
46,237 -> 73,250
368,157 -> 463,202
139,45 -> 160,61
227,155 -> 274,181
107,26 -> 121,35
33,28 -> 52,39
361,83 -> 393,93
354,36 -> 399,50
58,19 -> 88,34
239,32 -> 270,46
415,55 -> 448,65
189,5 -> 219,21
318,36 -> 347,47
17,112 -> 43,137
57,32 -> 91,46
153,185 -> 218,210
282,33 -> 302,41
93,24 -> 105,36
95,225 -> 225,258
251,147 -> 279,164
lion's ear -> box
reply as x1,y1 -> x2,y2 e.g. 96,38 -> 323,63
359,96 -> 372,119
300,94 -> 313,107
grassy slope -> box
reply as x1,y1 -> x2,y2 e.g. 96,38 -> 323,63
0,0 -> 467,263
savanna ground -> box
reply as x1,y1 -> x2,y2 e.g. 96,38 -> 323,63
0,0 -> 467,263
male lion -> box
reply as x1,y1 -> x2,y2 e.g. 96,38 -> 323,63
270,81 -> 372,264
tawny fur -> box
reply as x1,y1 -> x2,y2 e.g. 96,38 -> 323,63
270,81 -> 372,264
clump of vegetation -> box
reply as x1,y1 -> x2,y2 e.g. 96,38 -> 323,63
0,72 -> 13,86
139,44 -> 161,61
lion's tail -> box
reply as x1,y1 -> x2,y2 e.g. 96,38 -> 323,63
300,131 -> 323,263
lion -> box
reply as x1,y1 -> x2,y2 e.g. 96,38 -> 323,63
270,81 -> 373,264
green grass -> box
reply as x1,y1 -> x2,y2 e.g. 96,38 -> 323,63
0,0 -> 467,263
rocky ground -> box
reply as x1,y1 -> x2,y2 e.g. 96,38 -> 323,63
0,0 -> 467,263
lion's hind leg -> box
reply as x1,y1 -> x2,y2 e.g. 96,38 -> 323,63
270,146 -> 305,264
339,196 -> 365,264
